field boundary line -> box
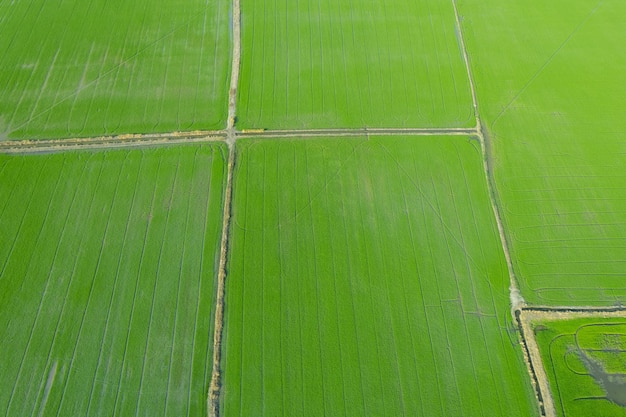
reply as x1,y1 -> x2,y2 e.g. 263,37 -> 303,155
451,0 -> 479,128
0,131 -> 226,154
207,0 -> 240,410
452,3 -> 549,415
451,0 -> 523,308
476,128 -> 523,309
208,144 -> 235,417
237,127 -> 477,138
227,0 -> 241,131
523,306 -> 626,313
0,128 -> 480,154
516,310 -> 553,417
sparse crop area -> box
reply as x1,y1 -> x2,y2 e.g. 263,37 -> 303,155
221,136 -> 537,416
0,144 -> 226,416
0,0 -> 231,140
532,316 -> 626,417
237,0 -> 474,129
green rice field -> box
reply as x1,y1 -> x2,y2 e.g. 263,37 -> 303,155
458,0 -> 626,306
533,317 -> 626,417
0,144 -> 226,416
3,0 -> 626,415
221,136 -> 537,416
0,0 -> 230,140
237,0 -> 474,129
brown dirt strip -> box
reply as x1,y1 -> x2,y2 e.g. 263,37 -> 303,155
207,143 -> 235,417
0,131 -> 226,154
237,127 -> 477,138
0,128 -> 479,154
451,0 -> 480,129
516,309 -> 553,417
517,307 -> 626,417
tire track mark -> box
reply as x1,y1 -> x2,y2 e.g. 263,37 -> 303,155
53,152 -> 125,417
163,149 -> 195,416
0,158 -> 47,279
14,152 -> 102,417
491,0 -> 604,128
10,11 -> 210,135
24,157 -> 90,417
4,156 -> 77,416
187,146 -> 216,415
111,152 -> 159,415
134,149 -> 181,415
84,152 -> 139,416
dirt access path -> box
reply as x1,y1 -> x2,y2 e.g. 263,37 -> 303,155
0,127 -> 480,154
518,308 -> 626,417
0,131 -> 226,154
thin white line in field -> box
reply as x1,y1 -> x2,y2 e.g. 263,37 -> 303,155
208,145 -> 235,417
450,0 -> 479,128
238,127 -> 477,138
525,305 -> 626,313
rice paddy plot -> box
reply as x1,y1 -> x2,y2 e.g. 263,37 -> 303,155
458,0 -> 626,306
221,136 -> 538,416
237,0 -> 474,129
0,0 -> 230,140
532,317 -> 626,417
0,144 -> 226,416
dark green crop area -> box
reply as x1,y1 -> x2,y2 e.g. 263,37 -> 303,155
533,317 -> 626,417
0,0 -> 230,140
221,136 -> 537,416
0,144 -> 226,416
458,0 -> 626,306
237,0 -> 474,129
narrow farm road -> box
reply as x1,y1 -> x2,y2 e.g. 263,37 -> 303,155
208,144 -> 235,417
